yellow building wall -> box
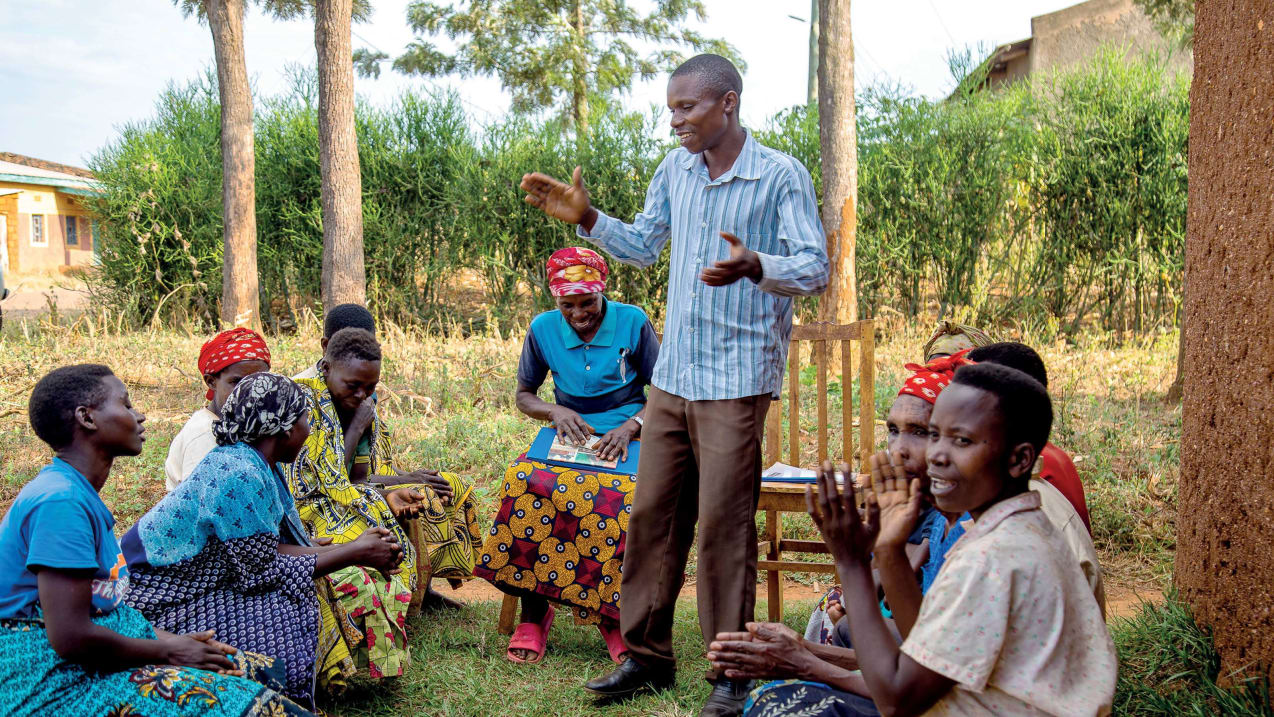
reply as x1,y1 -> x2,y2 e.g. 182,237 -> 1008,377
0,179 -> 98,273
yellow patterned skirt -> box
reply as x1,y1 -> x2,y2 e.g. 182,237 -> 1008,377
474,455 -> 635,624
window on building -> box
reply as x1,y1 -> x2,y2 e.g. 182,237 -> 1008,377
30,215 -> 46,247
90,220 -> 100,250
65,216 -> 78,247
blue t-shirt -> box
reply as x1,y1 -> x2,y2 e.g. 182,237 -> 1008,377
518,299 -> 660,434
919,509 -> 970,594
0,458 -> 129,619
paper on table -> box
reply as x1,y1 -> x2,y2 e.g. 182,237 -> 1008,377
762,462 -> 848,485
762,462 -> 817,479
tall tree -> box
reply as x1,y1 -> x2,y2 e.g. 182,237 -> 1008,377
354,0 -> 741,135
817,0 -> 857,323
314,0 -> 366,309
261,1 -> 371,310
175,0 -> 261,328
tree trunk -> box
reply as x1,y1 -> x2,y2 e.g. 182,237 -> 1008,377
571,0 -> 589,135
817,0 -> 858,324
206,0 -> 259,328
807,0 -> 820,106
315,0 -> 366,310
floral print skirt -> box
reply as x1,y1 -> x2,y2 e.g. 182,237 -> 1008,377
0,604 -> 310,717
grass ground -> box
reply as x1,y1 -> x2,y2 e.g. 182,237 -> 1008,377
0,311 -> 1232,715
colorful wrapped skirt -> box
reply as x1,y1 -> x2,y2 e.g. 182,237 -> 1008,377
0,604 -> 309,717
474,455 -> 635,624
125,533 -> 321,705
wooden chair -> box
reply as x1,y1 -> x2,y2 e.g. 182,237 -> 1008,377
758,319 -> 876,622
495,319 -> 877,633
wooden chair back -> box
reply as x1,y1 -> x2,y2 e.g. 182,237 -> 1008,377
764,320 -> 875,474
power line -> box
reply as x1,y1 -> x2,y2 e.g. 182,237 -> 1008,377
926,0 -> 957,46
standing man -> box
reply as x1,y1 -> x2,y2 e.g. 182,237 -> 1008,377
520,54 -> 829,716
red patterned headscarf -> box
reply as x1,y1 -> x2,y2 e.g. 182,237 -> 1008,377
897,349 -> 975,405
198,328 -> 271,400
547,247 -> 608,297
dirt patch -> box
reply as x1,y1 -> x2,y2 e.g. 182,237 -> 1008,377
446,577 -> 833,609
1177,0 -> 1274,688
1105,582 -> 1163,621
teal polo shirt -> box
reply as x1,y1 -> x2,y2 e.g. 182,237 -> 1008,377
517,299 -> 660,434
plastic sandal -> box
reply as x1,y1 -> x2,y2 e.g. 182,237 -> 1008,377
598,621 -> 628,665
506,605 -> 556,664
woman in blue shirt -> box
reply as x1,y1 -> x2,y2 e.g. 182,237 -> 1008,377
474,247 -> 659,665
0,364 -> 310,716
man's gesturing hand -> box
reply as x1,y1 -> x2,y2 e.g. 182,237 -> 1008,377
520,166 -> 593,226
700,232 -> 762,286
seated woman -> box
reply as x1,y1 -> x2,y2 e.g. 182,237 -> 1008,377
165,327 -> 272,490
708,366 -> 1116,713
123,372 -> 405,706
474,247 -> 659,665
0,364 -> 309,716
921,320 -> 993,363
286,327 -> 483,643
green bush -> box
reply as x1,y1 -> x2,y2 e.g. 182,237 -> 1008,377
87,51 -> 1188,335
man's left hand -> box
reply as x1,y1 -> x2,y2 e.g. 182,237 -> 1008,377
708,622 -> 821,681
700,232 -> 762,286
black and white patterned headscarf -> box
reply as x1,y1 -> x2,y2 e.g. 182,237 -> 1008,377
212,372 -> 310,447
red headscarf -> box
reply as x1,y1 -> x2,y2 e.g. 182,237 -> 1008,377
897,349 -> 975,405
546,247 -> 608,296
198,328 -> 271,400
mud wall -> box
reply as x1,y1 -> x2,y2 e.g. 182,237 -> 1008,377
1176,0 -> 1274,690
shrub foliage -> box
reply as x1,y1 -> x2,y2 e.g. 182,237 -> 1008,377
87,51 -> 1187,334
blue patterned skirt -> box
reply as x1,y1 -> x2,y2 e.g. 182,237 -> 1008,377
0,604 -> 309,716
124,533 -> 321,706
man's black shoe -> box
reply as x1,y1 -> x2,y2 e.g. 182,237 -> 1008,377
699,679 -> 754,717
583,657 -> 676,699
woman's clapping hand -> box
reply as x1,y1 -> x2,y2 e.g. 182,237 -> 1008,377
352,526 -> 403,575
806,460 -> 880,571
708,622 -> 822,681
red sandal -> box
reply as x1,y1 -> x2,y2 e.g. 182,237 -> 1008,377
506,605 -> 556,664
598,621 -> 628,665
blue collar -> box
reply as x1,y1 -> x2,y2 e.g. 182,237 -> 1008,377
559,297 -> 617,349
676,129 -> 762,183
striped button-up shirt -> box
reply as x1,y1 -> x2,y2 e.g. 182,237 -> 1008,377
579,131 -> 829,401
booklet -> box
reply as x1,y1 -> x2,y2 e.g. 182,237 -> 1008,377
761,462 -> 850,485
526,426 -> 641,475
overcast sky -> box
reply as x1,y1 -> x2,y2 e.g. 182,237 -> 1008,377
2,0 -> 1079,167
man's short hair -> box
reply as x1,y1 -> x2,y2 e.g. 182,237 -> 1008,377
29,364 -> 115,450
326,327 -> 381,364
671,53 -> 743,98
968,342 -> 1049,389
952,363 -> 1053,456
324,303 -> 376,339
